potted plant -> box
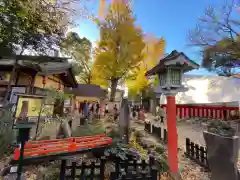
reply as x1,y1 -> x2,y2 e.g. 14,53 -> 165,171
203,120 -> 240,180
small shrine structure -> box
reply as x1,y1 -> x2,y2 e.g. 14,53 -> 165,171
145,50 -> 200,177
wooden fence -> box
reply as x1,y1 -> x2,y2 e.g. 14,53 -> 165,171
184,138 -> 209,169
161,104 -> 239,120
59,155 -> 159,180
144,122 -> 168,143
110,156 -> 158,180
59,157 -> 106,180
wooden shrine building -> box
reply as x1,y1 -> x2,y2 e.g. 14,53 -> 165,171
0,55 -> 78,119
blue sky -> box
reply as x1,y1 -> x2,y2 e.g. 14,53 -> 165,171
72,0 -> 230,75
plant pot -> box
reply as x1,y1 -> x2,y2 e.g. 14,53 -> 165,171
203,131 -> 240,180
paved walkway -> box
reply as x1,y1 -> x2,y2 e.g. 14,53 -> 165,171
144,114 -> 206,150
177,122 -> 206,149
130,119 -> 210,180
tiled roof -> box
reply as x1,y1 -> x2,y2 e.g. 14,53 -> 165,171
0,55 -> 78,87
145,50 -> 200,76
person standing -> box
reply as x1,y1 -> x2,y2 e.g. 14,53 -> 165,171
96,102 -> 100,119
156,105 -> 160,120
83,101 -> 89,120
105,104 -> 109,115
132,105 -> 136,119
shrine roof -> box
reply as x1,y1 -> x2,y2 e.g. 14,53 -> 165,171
145,50 -> 200,76
0,55 -> 78,88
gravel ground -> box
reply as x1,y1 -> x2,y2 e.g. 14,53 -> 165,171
133,116 -> 211,180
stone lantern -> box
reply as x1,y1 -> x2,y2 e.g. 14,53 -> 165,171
145,50 -> 199,177
147,50 -> 199,94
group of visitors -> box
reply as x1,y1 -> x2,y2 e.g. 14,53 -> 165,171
130,105 -> 142,119
104,103 -> 119,120
81,101 -> 100,122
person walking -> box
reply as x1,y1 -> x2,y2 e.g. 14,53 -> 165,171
96,102 -> 100,119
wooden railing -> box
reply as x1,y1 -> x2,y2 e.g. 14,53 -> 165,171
144,122 -> 168,143
161,104 -> 239,120
185,138 -> 209,169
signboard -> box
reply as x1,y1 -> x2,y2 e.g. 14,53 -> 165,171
64,99 -> 71,107
10,87 -> 26,104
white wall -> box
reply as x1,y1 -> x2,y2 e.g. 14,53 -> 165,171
156,75 -> 240,104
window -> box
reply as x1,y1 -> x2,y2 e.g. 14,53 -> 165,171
159,74 -> 167,86
170,69 -> 181,85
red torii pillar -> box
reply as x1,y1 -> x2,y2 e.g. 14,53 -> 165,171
166,93 -> 179,176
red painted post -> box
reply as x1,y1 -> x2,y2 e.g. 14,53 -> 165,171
188,108 -> 191,118
206,108 -> 209,118
179,106 -> 182,119
220,108 -> 223,119
166,95 -> 178,174
211,107 -> 214,119
193,107 -> 196,117
198,107 -> 201,117
213,108 -> 216,119
184,107 -> 188,118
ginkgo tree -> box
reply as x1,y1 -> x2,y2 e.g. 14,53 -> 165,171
93,0 -> 145,101
127,36 -> 166,98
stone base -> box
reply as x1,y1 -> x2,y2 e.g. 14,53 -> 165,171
203,131 -> 240,180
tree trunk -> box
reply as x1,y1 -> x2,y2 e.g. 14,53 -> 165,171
109,78 -> 118,102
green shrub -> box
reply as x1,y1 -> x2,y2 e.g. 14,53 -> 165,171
207,120 -> 235,137
0,107 -> 15,157
72,124 -> 105,137
0,129 -> 15,156
108,128 -> 120,139
38,136 -> 51,141
38,168 -> 60,180
155,146 -> 164,154
155,156 -> 169,172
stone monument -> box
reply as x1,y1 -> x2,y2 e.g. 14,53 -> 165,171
119,98 -> 130,144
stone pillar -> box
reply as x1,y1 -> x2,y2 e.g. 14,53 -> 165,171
203,132 -> 240,180
119,98 -> 130,144
166,93 -> 179,176
150,98 -> 157,116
